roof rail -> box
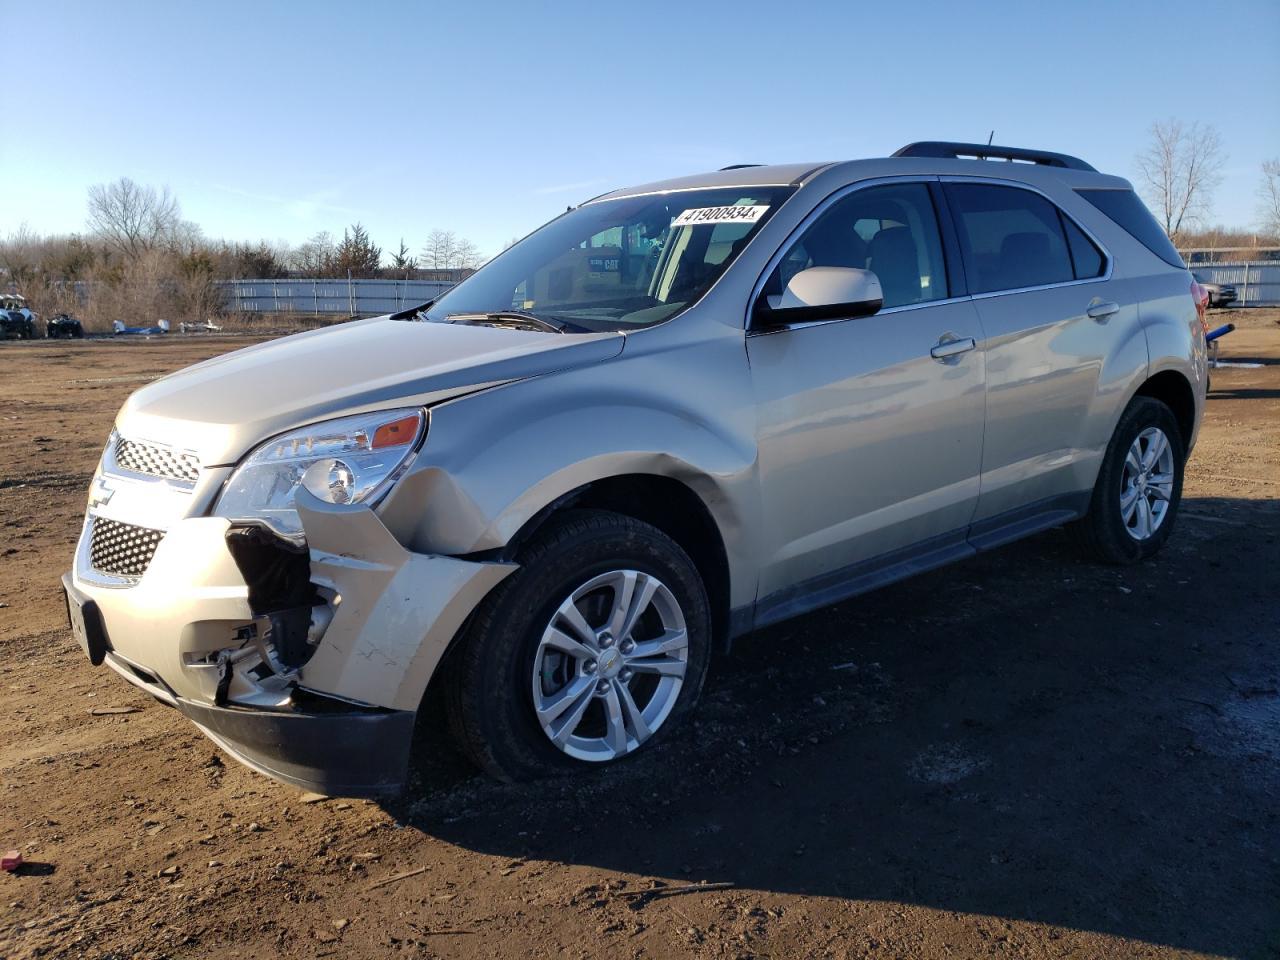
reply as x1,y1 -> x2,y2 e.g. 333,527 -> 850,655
892,141 -> 1096,172
719,163 -> 762,171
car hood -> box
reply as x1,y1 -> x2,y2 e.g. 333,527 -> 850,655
117,317 -> 626,466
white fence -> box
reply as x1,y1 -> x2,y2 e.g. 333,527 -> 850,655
1183,262 -> 1280,306
218,278 -> 457,316
207,262 -> 1280,316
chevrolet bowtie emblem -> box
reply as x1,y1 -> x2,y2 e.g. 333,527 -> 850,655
88,476 -> 115,509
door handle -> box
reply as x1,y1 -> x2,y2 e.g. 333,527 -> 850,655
1087,301 -> 1120,321
930,336 -> 976,361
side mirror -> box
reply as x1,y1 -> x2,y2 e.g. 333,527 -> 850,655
753,266 -> 883,328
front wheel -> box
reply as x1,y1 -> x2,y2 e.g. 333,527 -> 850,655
443,510 -> 711,781
1071,396 -> 1185,564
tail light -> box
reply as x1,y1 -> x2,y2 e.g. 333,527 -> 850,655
1191,280 -> 1209,333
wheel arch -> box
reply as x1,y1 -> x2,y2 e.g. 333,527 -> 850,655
412,472 -> 735,761
497,473 -> 733,650
1133,369 -> 1196,456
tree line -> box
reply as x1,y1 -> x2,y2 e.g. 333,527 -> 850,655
5,138 -> 1279,332
1135,119 -> 1279,245
0,177 -> 490,331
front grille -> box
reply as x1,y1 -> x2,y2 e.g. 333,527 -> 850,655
113,436 -> 200,484
90,517 -> 165,578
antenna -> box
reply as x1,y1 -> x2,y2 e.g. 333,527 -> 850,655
987,130 -> 995,146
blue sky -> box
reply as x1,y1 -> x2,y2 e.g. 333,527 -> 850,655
2,0 -> 1277,259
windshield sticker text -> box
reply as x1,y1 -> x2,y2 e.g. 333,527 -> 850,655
672,205 -> 769,227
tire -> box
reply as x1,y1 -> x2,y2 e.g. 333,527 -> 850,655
1071,396 -> 1185,564
443,509 -> 711,781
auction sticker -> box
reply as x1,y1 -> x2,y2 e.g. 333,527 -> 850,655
672,205 -> 769,227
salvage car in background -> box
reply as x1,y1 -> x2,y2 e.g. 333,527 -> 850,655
64,141 -> 1206,796
112,319 -> 170,336
179,320 -> 222,334
1,294 -> 38,339
1192,271 -> 1237,308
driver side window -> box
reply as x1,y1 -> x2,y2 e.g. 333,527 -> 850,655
773,183 -> 949,310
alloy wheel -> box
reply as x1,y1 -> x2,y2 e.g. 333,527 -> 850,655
531,569 -> 688,762
1120,426 -> 1175,540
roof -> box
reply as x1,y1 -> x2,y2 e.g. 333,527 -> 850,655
590,162 -> 834,202
589,149 -> 1127,204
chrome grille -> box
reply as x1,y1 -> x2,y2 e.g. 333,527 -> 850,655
89,517 -> 165,578
113,436 -> 200,484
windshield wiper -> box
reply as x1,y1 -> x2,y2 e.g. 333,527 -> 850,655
444,311 -> 587,334
390,299 -> 435,321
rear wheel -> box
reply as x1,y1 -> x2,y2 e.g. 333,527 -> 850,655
1071,396 -> 1185,564
443,510 -> 711,781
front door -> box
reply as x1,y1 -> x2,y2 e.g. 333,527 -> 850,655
747,181 -> 986,617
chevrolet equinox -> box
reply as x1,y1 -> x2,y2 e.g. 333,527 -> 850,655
63,141 -> 1208,795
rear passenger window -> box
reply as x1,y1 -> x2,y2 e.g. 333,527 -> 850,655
1062,216 -> 1105,279
945,183 -> 1075,293
771,182 -> 948,309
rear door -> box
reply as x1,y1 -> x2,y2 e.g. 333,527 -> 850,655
747,180 -> 986,615
941,179 -> 1136,540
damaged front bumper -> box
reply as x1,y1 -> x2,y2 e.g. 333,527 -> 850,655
66,488 -> 513,796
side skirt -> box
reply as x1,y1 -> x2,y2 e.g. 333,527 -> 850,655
745,492 -> 1090,635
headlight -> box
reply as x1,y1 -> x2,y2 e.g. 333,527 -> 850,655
213,408 -> 425,539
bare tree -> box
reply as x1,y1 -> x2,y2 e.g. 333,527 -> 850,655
454,238 -> 486,269
86,177 -> 181,259
1259,159 -> 1280,237
422,229 -> 459,271
1135,120 -> 1225,241
222,240 -> 289,279
165,219 -> 206,256
0,224 -> 39,287
290,231 -> 337,276
421,230 -> 486,271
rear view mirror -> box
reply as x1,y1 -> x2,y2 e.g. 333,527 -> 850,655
753,266 -> 883,327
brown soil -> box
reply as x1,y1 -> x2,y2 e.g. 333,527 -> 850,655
1,311 -> 1278,960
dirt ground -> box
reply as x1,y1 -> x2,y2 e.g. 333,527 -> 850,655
1,309 -> 1277,960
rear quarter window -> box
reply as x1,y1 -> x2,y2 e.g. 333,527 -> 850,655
1075,188 -> 1185,269
1062,216 -> 1105,279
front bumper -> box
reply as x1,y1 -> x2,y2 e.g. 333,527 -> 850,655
177,695 -> 416,796
68,489 -> 514,795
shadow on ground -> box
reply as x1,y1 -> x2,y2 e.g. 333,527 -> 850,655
1208,386 -> 1280,401
389,495 -> 1280,957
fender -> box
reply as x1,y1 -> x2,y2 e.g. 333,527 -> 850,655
376,327 -> 763,612
1138,272 -> 1208,453
1067,275 -> 1153,493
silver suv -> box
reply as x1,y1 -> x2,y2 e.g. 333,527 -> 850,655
63,141 -> 1208,795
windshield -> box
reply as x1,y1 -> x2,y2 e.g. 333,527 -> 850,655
424,186 -> 794,332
